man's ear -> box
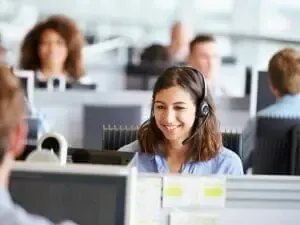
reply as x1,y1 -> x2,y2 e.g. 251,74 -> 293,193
8,121 -> 27,158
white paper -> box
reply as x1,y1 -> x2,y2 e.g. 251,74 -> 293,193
136,176 -> 162,225
162,176 -> 226,208
169,211 -> 220,225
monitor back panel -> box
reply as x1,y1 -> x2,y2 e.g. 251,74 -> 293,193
256,71 -> 276,112
10,171 -> 127,225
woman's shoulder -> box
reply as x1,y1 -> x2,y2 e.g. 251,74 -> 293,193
118,140 -> 141,153
212,146 -> 244,175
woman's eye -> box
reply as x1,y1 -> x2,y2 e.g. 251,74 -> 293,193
155,105 -> 164,110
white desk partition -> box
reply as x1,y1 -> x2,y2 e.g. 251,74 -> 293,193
136,174 -> 300,225
33,90 -> 152,147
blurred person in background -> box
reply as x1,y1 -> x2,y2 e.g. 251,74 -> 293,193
0,44 -> 6,65
188,35 -> 228,96
0,34 -> 7,64
168,22 -> 191,63
19,15 -> 91,85
140,44 -> 170,66
0,65 -> 77,225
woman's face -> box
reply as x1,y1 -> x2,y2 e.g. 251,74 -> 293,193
38,29 -> 68,71
153,85 -> 196,144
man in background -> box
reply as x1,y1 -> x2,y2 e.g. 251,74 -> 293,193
188,35 -> 227,96
242,48 -> 300,171
0,65 -> 77,225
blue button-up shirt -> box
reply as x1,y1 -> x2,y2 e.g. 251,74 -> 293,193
119,140 -> 243,175
242,94 -> 300,166
0,186 -> 77,225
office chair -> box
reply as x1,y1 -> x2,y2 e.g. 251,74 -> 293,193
252,116 -> 300,175
222,130 -> 242,156
102,125 -> 242,156
102,125 -> 139,150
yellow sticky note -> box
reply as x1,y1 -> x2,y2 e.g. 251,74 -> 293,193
203,185 -> 224,197
165,186 -> 183,197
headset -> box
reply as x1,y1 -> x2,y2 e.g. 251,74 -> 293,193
181,66 -> 210,145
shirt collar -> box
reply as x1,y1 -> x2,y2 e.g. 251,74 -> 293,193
0,185 -> 13,208
278,94 -> 300,103
152,144 -> 196,174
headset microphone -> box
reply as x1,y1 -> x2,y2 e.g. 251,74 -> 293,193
182,116 -> 207,145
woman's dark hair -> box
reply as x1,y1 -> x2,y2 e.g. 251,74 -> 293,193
138,66 -> 222,162
19,14 -> 85,80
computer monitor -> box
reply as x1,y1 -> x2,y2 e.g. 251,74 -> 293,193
249,70 -> 276,116
13,69 -> 35,104
9,163 -> 136,225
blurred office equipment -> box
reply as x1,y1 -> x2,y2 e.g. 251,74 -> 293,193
37,76 -> 67,92
66,81 -> 97,90
24,132 -> 68,165
36,79 -> 97,91
13,69 -> 35,104
244,67 -> 252,96
102,125 -> 242,155
19,143 -> 135,166
26,148 -> 60,163
249,70 -> 275,116
26,118 -> 40,142
102,125 -> 139,150
10,163 -> 136,225
84,105 -> 143,150
72,149 -> 135,165
252,116 -> 300,175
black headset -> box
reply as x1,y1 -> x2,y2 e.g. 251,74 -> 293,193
181,66 -> 210,145
190,67 -> 209,118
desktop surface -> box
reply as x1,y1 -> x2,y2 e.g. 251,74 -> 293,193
10,170 -> 127,225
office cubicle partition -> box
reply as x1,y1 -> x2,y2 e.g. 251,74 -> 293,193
136,174 -> 300,225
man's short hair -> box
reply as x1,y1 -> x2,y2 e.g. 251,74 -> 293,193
189,35 -> 216,53
0,65 -> 24,162
268,48 -> 300,96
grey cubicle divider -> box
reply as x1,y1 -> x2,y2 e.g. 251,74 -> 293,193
83,105 -> 143,150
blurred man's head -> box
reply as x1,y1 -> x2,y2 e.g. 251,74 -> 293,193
268,48 -> 300,99
188,35 -> 219,80
0,65 -> 27,186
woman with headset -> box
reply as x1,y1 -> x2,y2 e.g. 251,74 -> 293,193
119,66 -> 243,175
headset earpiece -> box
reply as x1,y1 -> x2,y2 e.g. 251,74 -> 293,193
197,101 -> 209,118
